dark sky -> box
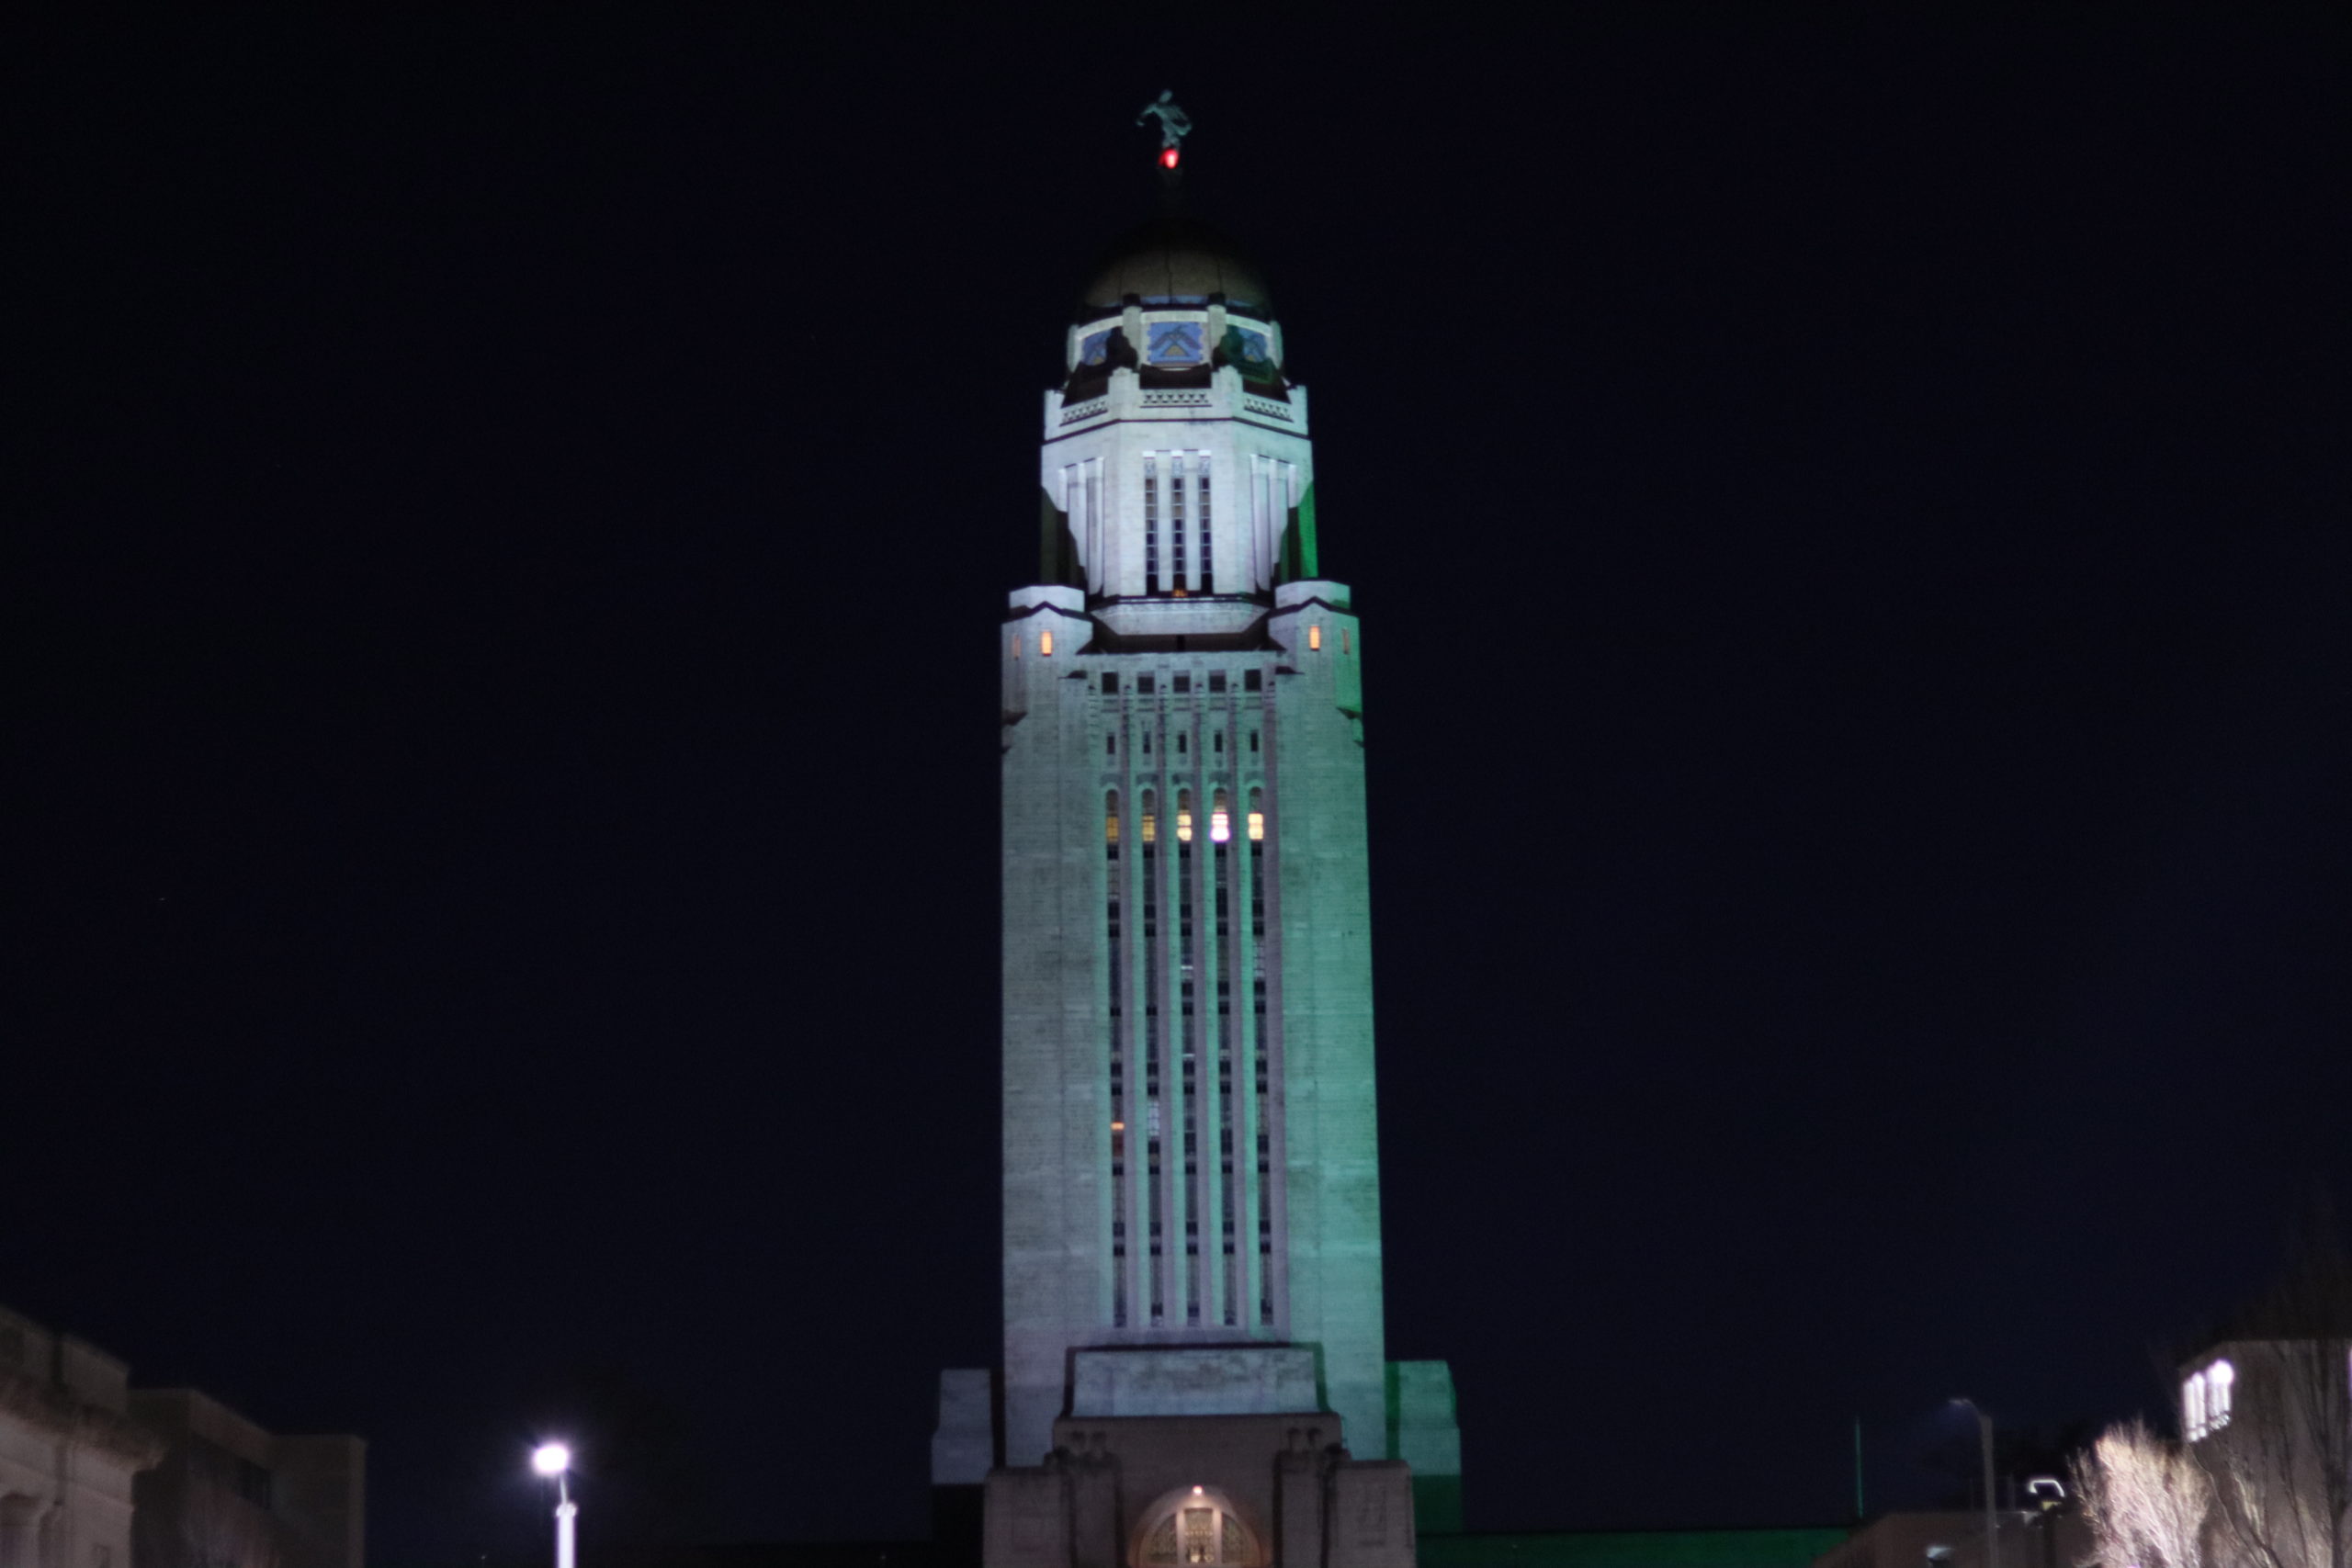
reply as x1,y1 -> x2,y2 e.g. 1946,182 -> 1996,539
9,10 -> 2348,1565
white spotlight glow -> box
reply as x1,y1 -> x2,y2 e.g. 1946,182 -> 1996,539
531,1443 -> 571,1477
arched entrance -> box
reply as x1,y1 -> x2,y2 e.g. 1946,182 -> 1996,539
1129,1485 -> 1264,1568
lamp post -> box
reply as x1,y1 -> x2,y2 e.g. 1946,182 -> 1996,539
1950,1400 -> 1996,1568
531,1443 -> 576,1568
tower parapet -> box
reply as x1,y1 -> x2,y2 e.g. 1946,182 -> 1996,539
1038,217 -> 1317,641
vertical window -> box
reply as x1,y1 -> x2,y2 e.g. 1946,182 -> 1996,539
1170,456 -> 1188,592
1341,628 -> 1351,653
1102,672 -> 1119,695
1212,781 -> 1236,1326
1208,671 -> 1227,694
1307,625 -> 1321,651
1106,789 -> 1125,1326
1091,465 -> 1110,587
1247,784 -> 1272,1327
1198,455 -> 1214,592
1251,454 -> 1274,592
1244,669 -> 1262,693
2185,1371 -> 2208,1439
1145,457 -> 1160,592
1177,784 -> 1198,1326
2209,1359 -> 2234,1432
1084,461 -> 1102,587
1064,462 -> 1091,577
1141,786 -> 1162,1325
1012,633 -> 1022,659
1040,630 -> 1055,656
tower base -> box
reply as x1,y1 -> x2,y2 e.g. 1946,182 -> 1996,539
942,1351 -> 1457,1566
984,1415 -> 1411,1568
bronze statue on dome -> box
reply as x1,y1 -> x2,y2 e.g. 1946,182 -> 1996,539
1136,91 -> 1193,151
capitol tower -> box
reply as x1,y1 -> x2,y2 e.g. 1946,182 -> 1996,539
933,119 -> 1459,1568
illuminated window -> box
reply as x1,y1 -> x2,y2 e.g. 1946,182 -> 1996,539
1106,803 -> 1121,845
2185,1370 -> 2210,1439
1177,793 -> 1193,843
1141,803 -> 1157,845
1307,625 -> 1321,651
1248,784 -> 1265,843
2209,1359 -> 2234,1433
1211,788 -> 1230,844
1040,630 -> 1055,656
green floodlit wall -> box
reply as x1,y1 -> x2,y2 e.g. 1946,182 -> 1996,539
1419,1528 -> 1850,1568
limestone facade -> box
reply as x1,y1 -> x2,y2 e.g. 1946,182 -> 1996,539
0,1306 -> 362,1568
936,212 -> 1460,1566
0,1307 -> 158,1568
130,1391 -> 363,1568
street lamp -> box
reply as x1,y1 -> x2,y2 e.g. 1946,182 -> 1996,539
1950,1400 -> 1996,1568
531,1443 -> 576,1568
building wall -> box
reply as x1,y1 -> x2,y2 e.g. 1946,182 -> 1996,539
996,576 -> 1390,1469
130,1389 -> 364,1568
1264,582 -> 1384,1458
0,1306 -> 159,1568
1809,1511 -> 2081,1568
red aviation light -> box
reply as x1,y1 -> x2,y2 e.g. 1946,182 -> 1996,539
1160,146 -> 1180,170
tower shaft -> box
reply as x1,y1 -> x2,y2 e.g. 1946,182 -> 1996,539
933,211 -> 1458,1568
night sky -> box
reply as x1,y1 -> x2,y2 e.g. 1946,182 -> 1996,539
10,11 -> 2348,1566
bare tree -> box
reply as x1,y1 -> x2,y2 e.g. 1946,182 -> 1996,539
2075,1418 -> 2211,1568
2193,1228 -> 2352,1568
2078,1223 -> 2352,1568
